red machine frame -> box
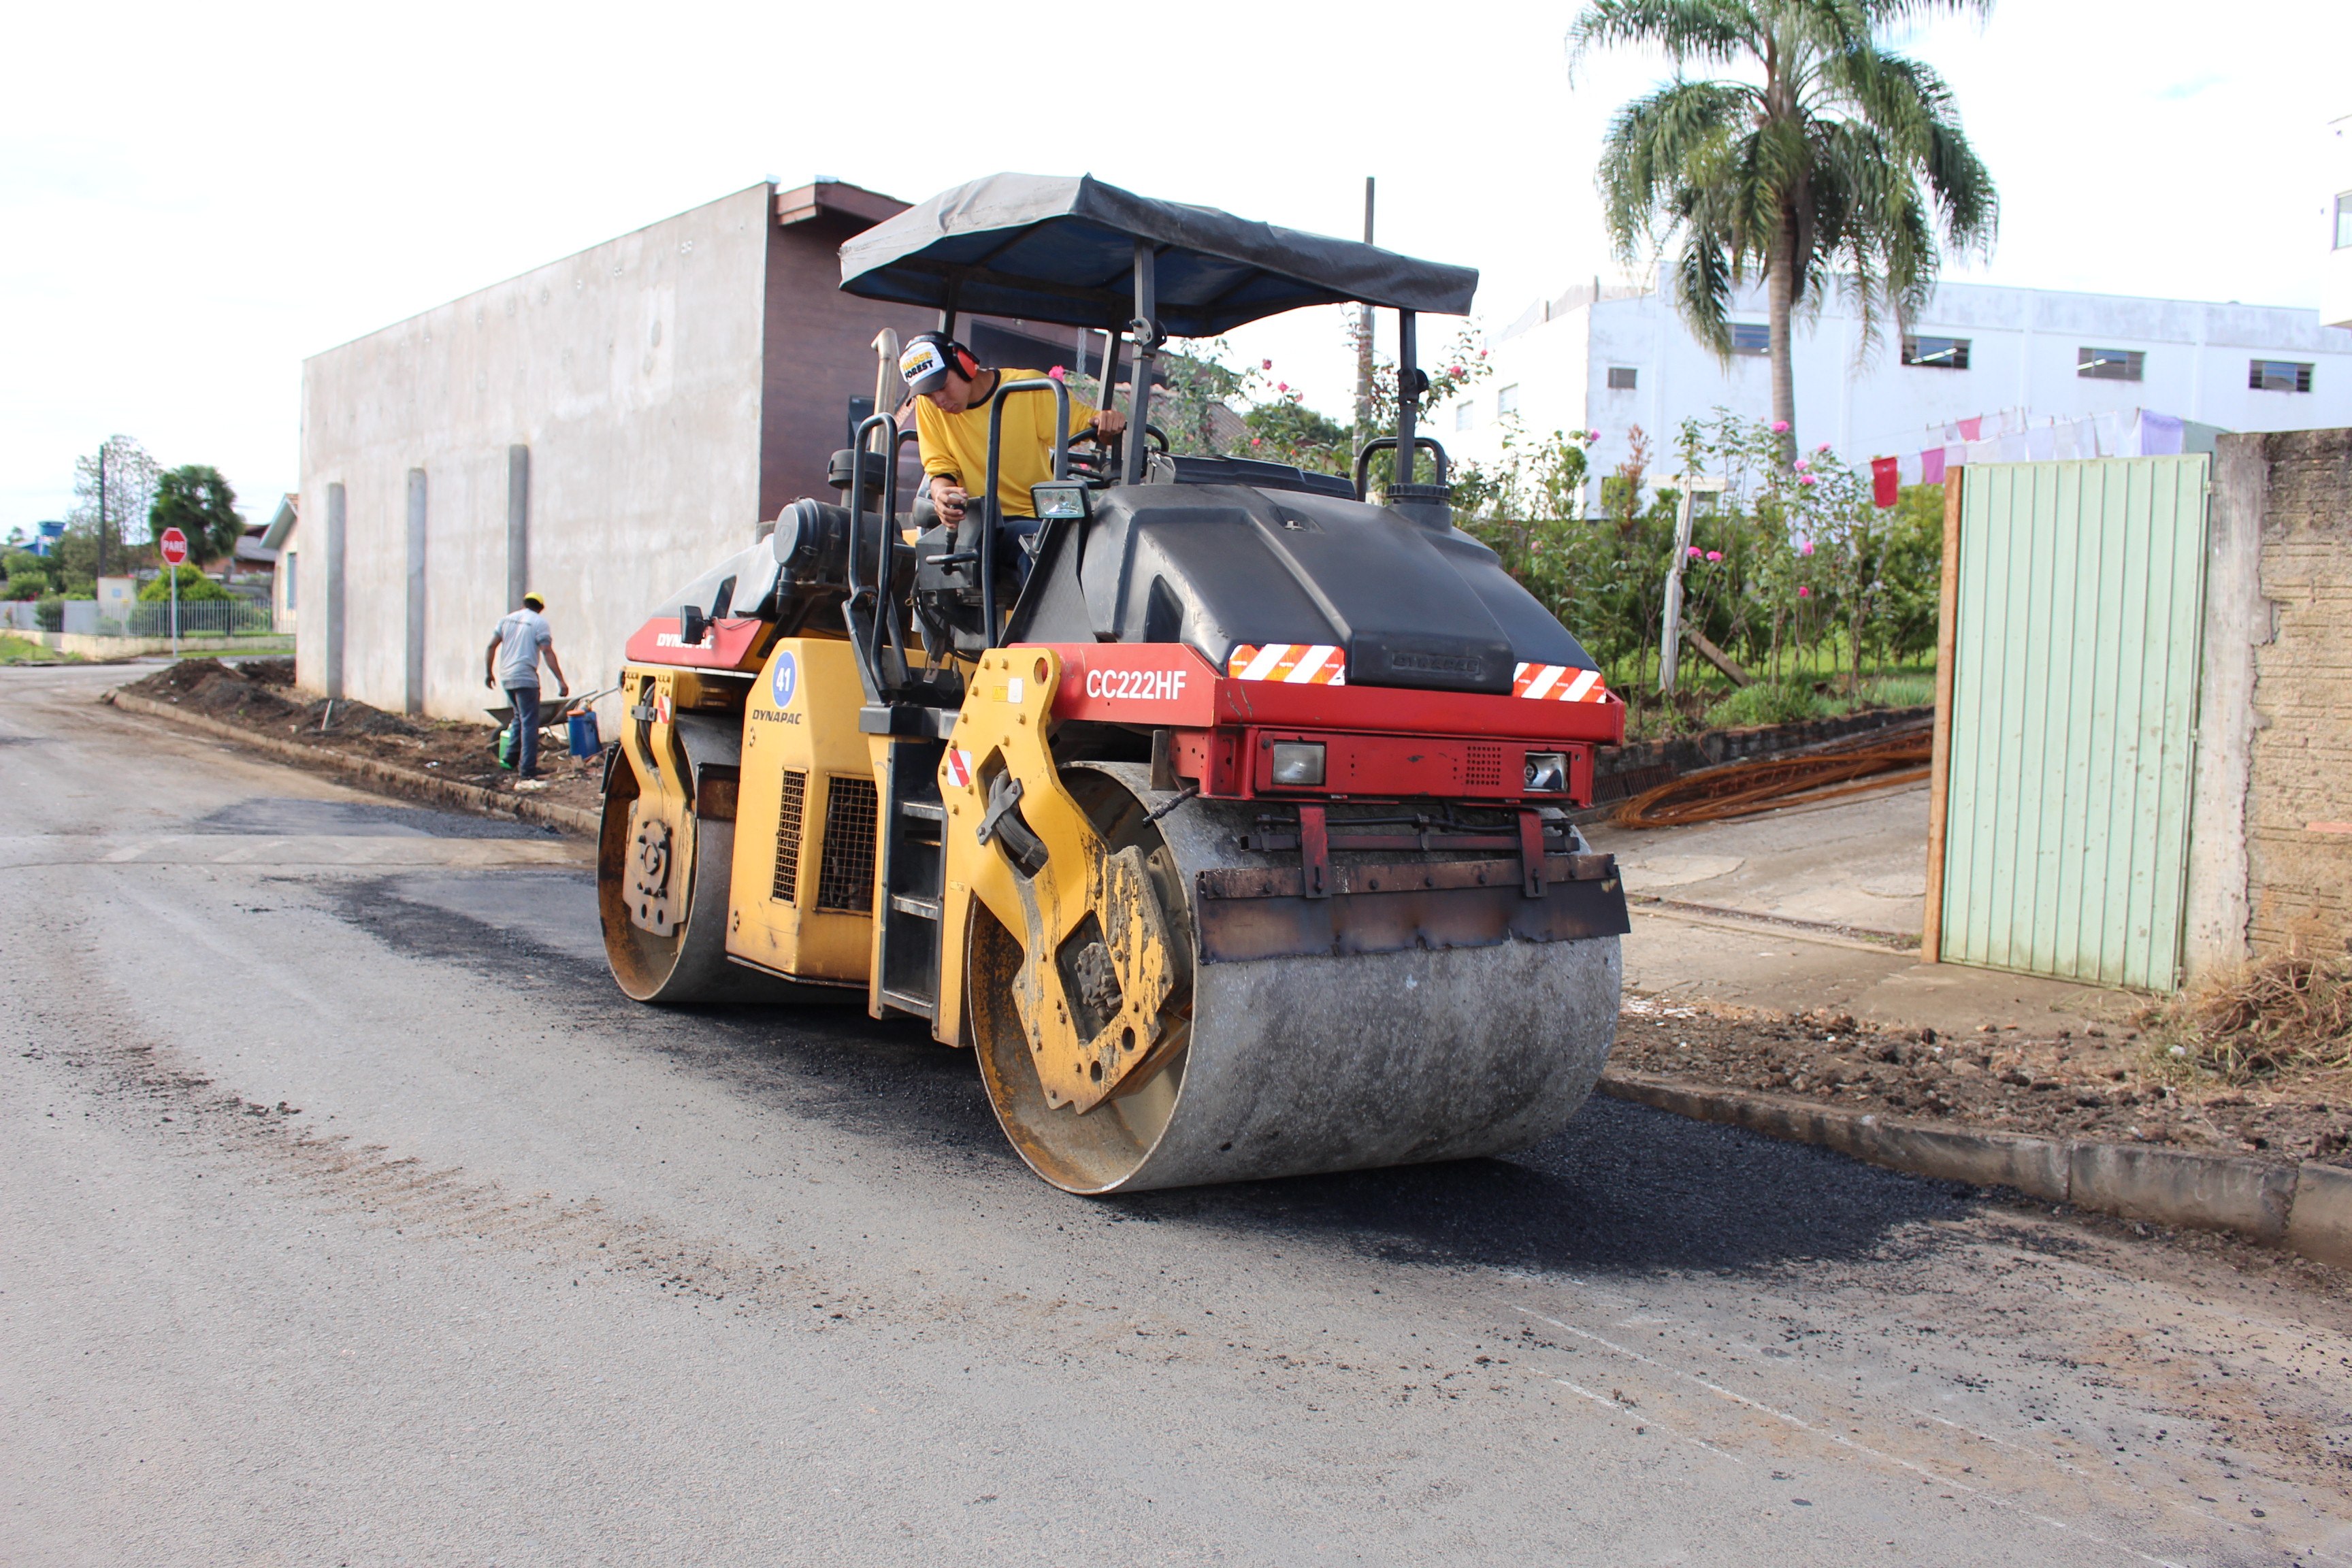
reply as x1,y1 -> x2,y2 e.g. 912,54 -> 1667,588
1034,642 -> 1621,808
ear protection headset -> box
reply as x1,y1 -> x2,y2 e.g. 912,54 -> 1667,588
900,331 -> 979,395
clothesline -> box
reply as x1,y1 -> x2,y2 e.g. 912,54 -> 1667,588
1865,407 -> 2193,507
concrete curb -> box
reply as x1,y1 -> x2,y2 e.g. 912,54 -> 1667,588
106,690 -> 601,839
1597,1068 -> 2345,1269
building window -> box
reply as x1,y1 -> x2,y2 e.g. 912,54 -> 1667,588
2337,191 -> 2352,250
1729,323 -> 1769,356
1497,384 -> 1520,416
1454,402 -> 1475,431
1606,365 -> 1639,391
1902,335 -> 1970,370
283,553 -> 297,610
2077,347 -> 2144,382
2249,359 -> 2313,393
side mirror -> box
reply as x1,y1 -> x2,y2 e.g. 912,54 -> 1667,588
679,604 -> 708,647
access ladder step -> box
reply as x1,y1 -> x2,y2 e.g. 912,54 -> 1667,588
889,894 -> 941,920
897,800 -> 947,822
877,986 -> 937,1020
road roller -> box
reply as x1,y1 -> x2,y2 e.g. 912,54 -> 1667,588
599,174 -> 1630,1193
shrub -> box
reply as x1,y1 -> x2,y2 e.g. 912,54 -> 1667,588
140,565 -> 231,602
2142,953 -> 2352,1082
1703,681 -> 1827,730
35,597 -> 63,633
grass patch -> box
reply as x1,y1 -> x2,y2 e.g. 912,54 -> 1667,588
1701,681 -> 1829,729
1848,673 -> 1933,710
0,633 -> 80,664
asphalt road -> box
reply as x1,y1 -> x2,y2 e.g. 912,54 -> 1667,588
4,662 -> 2347,1567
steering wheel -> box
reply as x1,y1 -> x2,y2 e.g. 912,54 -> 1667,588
1060,422 -> 1170,485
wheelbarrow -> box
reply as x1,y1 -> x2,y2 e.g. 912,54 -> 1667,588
485,685 -> 619,762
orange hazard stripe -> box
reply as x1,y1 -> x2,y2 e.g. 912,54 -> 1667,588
1512,663 -> 1610,702
1226,644 -> 1347,685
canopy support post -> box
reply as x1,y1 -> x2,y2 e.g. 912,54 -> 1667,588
1122,241 -> 1158,487
1394,308 -> 1420,489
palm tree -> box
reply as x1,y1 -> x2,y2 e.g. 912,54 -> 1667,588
1573,0 -> 1998,459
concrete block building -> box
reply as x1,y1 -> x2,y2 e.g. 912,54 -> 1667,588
293,179 -> 936,723
2326,111 -> 2352,331
1439,271 -> 2352,502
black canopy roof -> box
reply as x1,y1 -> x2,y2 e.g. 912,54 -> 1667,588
837,174 -> 1477,338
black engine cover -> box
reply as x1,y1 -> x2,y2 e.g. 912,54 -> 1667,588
1004,479 -> 1597,693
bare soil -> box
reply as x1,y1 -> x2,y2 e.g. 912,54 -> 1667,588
1612,994 -> 2352,1169
118,657 -> 606,817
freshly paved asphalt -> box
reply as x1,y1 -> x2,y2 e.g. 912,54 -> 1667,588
5,663 -> 2347,1567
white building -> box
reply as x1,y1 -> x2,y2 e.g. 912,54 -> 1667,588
1437,270 -> 2352,503
2325,112 -> 2352,331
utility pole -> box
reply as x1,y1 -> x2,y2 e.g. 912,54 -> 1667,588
1353,178 -> 1376,444
95,442 -> 108,578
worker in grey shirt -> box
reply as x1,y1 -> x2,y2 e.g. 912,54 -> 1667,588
483,592 -> 569,779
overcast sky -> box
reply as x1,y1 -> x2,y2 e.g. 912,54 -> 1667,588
4,0 -> 2346,535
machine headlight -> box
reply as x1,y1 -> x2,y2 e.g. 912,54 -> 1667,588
1271,742 -> 1327,787
1524,751 -> 1569,793
1030,480 -> 1090,521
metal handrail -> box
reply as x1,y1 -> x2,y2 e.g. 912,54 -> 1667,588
845,410 -> 905,699
979,376 -> 1072,649
1352,435 -> 1451,500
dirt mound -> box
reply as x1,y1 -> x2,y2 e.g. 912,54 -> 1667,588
119,659 -> 608,815
122,658 -> 301,723
1612,998 -> 2351,1167
238,657 -> 295,687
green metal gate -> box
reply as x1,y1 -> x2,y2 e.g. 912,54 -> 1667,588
1936,457 -> 2210,990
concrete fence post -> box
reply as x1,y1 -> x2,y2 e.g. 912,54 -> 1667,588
325,481 -> 347,702
405,468 -> 428,718
2183,435 -> 2266,981
506,445 -> 530,613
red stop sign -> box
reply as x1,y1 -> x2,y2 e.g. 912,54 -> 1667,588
159,527 -> 189,566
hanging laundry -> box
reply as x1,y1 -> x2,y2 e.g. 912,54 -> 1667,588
2139,410 -> 2185,456
1921,446 -> 1948,485
1996,434 -> 2030,463
2052,421 -> 2083,461
1959,416 -> 1984,441
1871,455 -> 1900,508
2026,425 -> 2057,462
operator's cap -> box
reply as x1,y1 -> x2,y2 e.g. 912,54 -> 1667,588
898,333 -> 961,397
522,592 -> 544,610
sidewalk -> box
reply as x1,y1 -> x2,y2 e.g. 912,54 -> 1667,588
1620,905 -> 2132,1037
1590,782 -> 2132,1036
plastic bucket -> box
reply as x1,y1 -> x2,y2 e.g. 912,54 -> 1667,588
567,709 -> 602,759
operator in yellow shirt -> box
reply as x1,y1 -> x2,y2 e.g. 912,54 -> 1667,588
898,333 -> 1127,579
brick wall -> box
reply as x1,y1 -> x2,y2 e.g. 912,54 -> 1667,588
2246,427 -> 2352,958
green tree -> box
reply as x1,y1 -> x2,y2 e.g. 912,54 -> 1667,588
150,464 -> 243,564
69,434 -> 161,576
1241,397 -> 1353,474
1573,0 -> 1998,457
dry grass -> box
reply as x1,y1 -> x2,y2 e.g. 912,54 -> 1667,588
2140,952 -> 2352,1085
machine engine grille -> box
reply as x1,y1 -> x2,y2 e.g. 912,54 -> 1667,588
770,770 -> 808,903
1464,743 -> 1506,789
816,774 -> 879,913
